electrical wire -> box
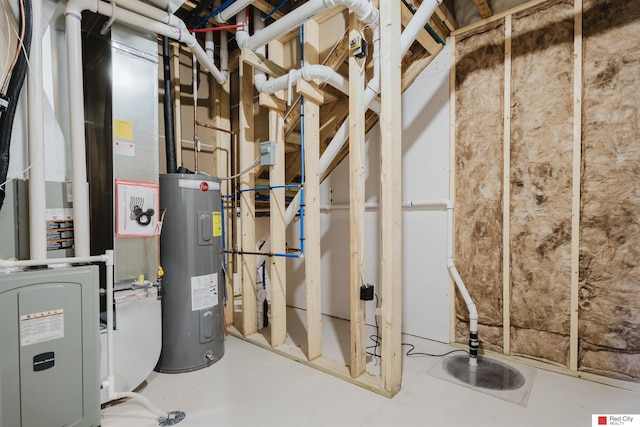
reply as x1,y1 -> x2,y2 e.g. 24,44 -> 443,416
366,296 -> 470,360
218,158 -> 259,180
1,0 -> 25,93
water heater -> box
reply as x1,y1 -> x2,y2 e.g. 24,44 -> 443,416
155,173 -> 225,373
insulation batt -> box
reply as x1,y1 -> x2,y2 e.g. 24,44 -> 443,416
509,1 -> 574,366
454,21 -> 505,351
580,0 -> 640,381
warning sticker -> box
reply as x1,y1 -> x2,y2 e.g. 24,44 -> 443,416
213,212 -> 222,237
191,273 -> 218,311
20,309 -> 64,347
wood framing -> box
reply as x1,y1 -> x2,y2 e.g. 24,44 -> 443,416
453,0 -> 640,384
473,0 -> 493,18
449,36 -> 456,344
348,11 -> 367,379
239,58 -> 257,336
379,0 -> 403,395
400,2 -> 440,55
303,18 -> 323,362
267,39 -> 287,348
569,0 -> 582,372
502,15 -> 512,355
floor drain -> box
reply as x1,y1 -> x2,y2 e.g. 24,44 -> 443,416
158,411 -> 186,426
442,355 -> 525,391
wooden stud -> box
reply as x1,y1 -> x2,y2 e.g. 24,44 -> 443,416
379,0 -> 403,395
401,47 -> 443,91
239,58 -> 257,336
259,93 -> 287,113
348,11 -> 367,379
241,48 -> 287,78
503,15 -> 512,355
171,42 -> 182,168
449,36 -> 457,344
296,80 -> 325,105
268,39 -> 287,348
303,18 -> 323,362
208,36 -> 234,327
435,3 -> 459,31
570,0 -> 583,372
473,0 -> 493,18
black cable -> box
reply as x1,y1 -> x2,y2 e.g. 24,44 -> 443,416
162,36 -> 177,174
0,0 -> 32,212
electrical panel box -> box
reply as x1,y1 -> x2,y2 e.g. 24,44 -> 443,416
0,266 -> 100,427
260,140 -> 276,166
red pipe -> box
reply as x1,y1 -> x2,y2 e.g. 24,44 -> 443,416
189,23 -> 244,33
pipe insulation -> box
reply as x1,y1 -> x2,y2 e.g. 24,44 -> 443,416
235,0 -> 379,51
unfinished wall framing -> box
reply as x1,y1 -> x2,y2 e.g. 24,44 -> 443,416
452,0 -> 640,386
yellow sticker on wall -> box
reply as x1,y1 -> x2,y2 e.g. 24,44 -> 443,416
114,119 -> 133,140
212,212 -> 222,237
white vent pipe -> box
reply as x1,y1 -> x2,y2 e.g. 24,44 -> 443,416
28,0 -> 47,260
401,0 -> 443,57
235,0 -> 378,51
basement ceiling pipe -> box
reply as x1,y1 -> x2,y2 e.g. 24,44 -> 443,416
235,0 -> 378,51
64,0 -> 229,253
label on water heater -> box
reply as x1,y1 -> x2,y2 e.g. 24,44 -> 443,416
178,179 -> 220,191
191,273 -> 218,311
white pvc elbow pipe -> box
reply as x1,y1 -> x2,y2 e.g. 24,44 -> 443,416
236,0 -> 379,51
216,0 -> 254,23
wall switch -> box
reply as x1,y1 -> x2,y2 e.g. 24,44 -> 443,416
260,141 -> 276,166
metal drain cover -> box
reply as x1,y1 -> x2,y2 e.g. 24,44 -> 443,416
158,411 -> 186,426
442,355 -> 525,391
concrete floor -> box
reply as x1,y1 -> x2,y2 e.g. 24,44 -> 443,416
101,310 -> 639,427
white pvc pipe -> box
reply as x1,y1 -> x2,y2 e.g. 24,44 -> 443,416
284,2 -> 438,226
400,0 -> 442,57
117,0 -> 183,28
65,11 -> 92,257
236,0 -> 379,51
28,0 -> 46,260
204,27 -> 214,72
66,0 -> 227,84
220,29 -> 229,79
0,254 -> 109,268
216,0 -> 254,23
